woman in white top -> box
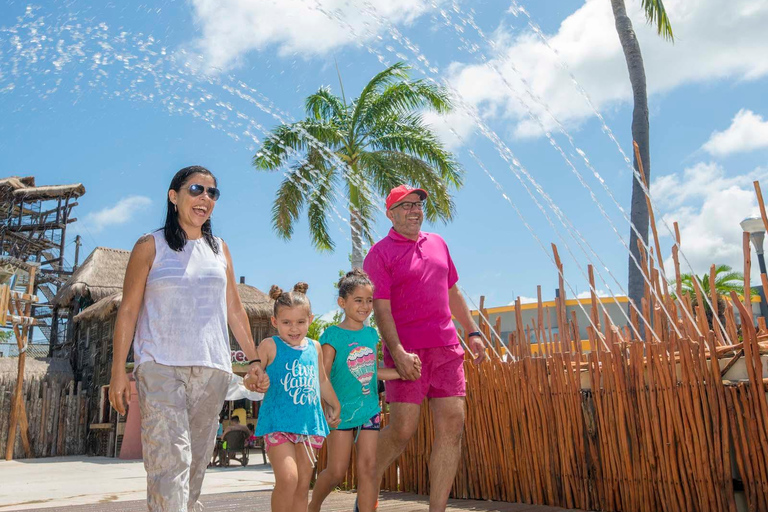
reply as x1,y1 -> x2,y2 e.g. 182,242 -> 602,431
109,166 -> 269,512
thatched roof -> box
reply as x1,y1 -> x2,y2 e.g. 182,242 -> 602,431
0,176 -> 31,197
13,183 -> 86,202
53,247 -> 131,307
73,284 -> 272,323
72,292 -> 122,323
0,357 -> 73,380
237,282 -> 273,317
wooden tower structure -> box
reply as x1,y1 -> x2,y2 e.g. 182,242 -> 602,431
0,176 -> 85,355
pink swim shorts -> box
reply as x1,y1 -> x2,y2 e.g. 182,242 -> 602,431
263,432 -> 325,451
383,344 -> 466,404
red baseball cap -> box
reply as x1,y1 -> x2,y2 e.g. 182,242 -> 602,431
386,184 -> 428,210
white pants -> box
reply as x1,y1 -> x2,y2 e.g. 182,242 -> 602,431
135,361 -> 230,512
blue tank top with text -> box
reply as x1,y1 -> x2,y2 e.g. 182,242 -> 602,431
254,336 -> 329,438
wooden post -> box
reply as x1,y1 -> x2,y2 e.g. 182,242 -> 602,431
5,264 -> 36,461
588,265 -> 600,335
709,265 -> 725,346
755,181 -> 768,233
672,222 -> 683,301
552,244 -> 570,351
744,232 -> 753,324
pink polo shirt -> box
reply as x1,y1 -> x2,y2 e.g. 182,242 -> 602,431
363,228 -> 459,350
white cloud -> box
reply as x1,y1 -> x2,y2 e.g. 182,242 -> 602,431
186,0 -> 440,71
83,196 -> 152,233
702,109 -> 768,157
576,289 -> 610,299
508,296 -> 538,305
652,162 -> 768,277
435,0 -> 768,140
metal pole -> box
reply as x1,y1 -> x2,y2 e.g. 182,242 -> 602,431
757,253 -> 768,320
74,235 -> 82,270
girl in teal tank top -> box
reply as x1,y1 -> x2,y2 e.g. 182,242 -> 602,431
309,270 -> 403,512
254,283 -> 340,512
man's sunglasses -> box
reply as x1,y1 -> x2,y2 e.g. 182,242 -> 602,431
187,183 -> 220,201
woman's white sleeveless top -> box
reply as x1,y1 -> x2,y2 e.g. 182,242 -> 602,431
133,231 -> 232,372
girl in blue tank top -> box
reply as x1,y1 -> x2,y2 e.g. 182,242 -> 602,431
253,282 -> 340,512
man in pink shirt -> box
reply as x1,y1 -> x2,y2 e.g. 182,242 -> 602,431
363,185 -> 485,512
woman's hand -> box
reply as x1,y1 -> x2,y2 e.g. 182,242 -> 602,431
108,368 -> 131,415
245,364 -> 269,393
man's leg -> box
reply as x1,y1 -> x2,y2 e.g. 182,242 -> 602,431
427,396 -> 465,512
374,402 -> 421,486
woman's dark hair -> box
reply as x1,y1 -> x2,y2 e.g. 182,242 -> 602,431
337,268 -> 373,299
269,282 -> 311,317
164,165 -> 219,254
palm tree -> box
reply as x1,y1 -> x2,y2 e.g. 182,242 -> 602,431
611,0 -> 673,311
253,62 -> 463,269
674,264 -> 750,299
670,264 -> 756,328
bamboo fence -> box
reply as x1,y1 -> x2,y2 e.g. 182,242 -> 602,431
315,177 -> 768,511
0,375 -> 88,458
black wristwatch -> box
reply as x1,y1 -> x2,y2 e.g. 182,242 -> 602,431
468,331 -> 482,338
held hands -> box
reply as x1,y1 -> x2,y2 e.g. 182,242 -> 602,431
324,400 -> 341,429
244,364 -> 270,393
468,334 -> 486,364
393,349 -> 422,381
108,368 -> 131,415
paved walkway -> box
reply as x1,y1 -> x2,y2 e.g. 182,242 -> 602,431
0,456 -> 571,512
0,456 -> 275,510
23,490 -> 572,512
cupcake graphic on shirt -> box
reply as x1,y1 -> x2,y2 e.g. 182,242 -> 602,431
347,345 -> 376,395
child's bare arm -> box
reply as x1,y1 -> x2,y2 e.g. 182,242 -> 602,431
377,366 -> 403,381
316,341 -> 341,428
257,338 -> 276,369
321,344 -> 336,380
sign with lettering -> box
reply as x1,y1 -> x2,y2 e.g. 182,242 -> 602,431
231,350 -> 247,363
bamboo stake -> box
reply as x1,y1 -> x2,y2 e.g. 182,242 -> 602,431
743,232 -> 753,324
635,140 -> 668,299
755,180 -> 768,233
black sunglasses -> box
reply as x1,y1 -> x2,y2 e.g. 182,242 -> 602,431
187,183 -> 220,201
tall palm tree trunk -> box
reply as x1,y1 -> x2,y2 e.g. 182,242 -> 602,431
350,206 -> 365,270
611,0 -> 651,320
349,182 -> 365,270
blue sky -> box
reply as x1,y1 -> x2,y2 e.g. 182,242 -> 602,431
1,0 -> 767,319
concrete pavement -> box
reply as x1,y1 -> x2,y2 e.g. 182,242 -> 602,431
0,456 -> 275,510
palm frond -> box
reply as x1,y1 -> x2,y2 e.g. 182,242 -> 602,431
351,62 -> 412,138
271,167 -> 310,240
253,123 -> 308,171
670,263 -> 751,299
305,163 -> 338,252
253,120 -> 344,172
359,80 -> 453,133
370,116 -> 463,187
641,0 -> 674,42
305,86 -> 347,123
298,121 -> 346,150
361,150 -> 457,223
347,178 -> 378,248
714,272 -> 745,286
